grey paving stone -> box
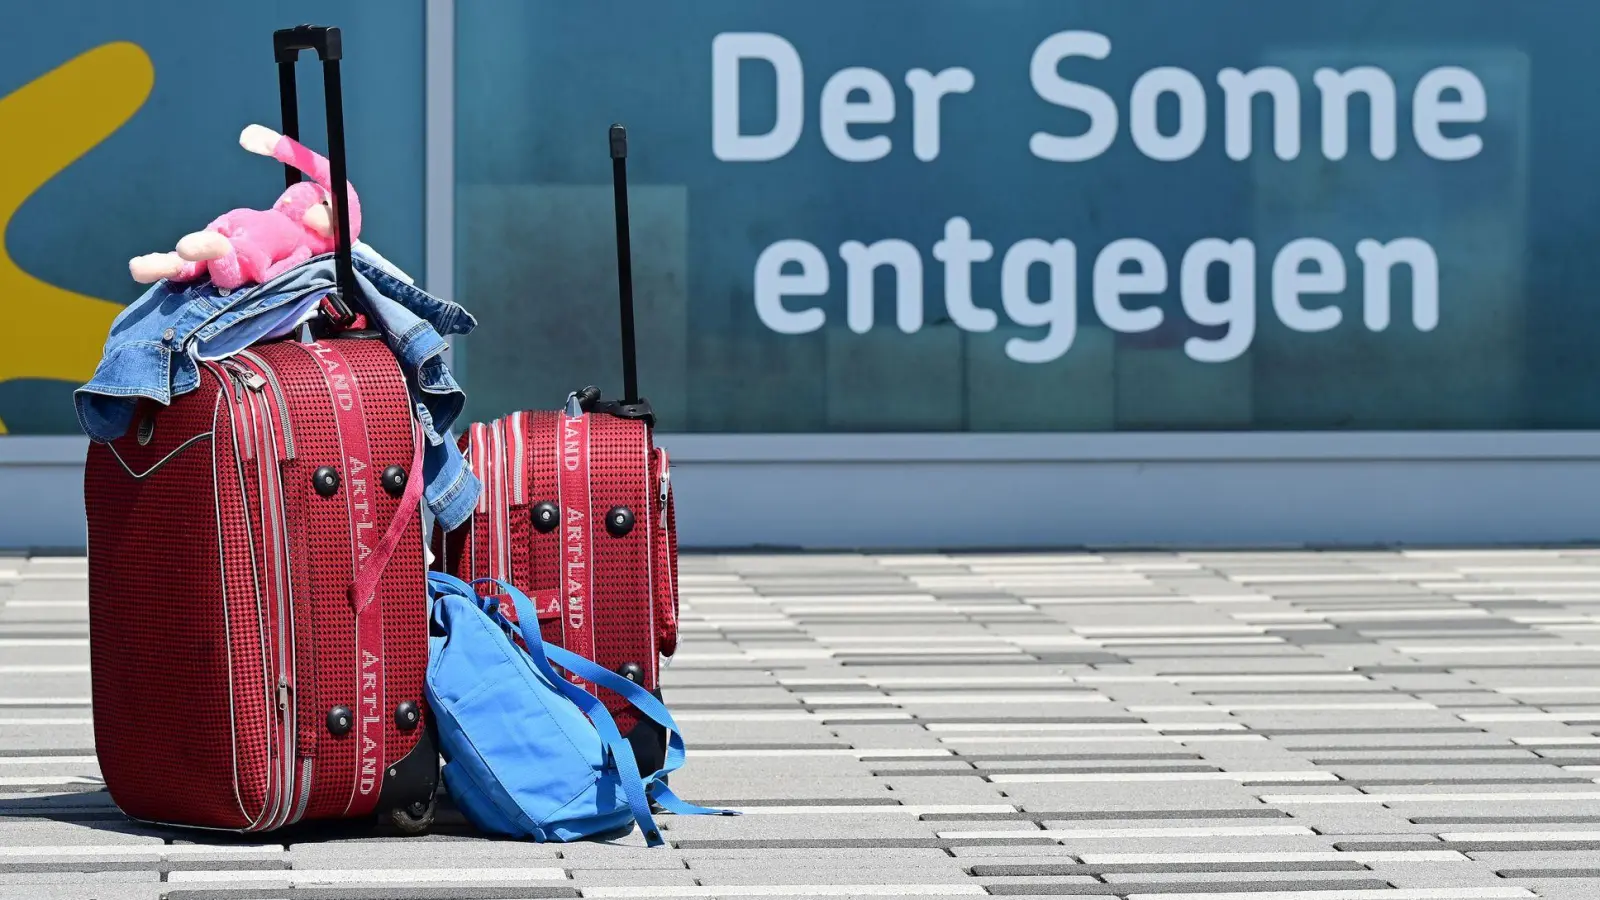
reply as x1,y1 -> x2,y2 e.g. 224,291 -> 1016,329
0,888 -> 161,900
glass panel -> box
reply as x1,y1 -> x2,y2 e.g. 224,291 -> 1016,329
446,1 -> 1593,432
0,1 -> 426,435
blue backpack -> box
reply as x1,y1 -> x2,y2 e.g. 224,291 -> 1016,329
425,572 -> 736,844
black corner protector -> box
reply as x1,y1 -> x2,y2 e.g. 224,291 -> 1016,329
376,716 -> 439,815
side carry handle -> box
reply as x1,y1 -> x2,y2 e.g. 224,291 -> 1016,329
273,24 -> 357,327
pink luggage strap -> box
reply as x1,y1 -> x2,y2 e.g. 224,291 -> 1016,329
347,431 -> 424,616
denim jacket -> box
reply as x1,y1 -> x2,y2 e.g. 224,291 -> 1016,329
75,246 -> 482,532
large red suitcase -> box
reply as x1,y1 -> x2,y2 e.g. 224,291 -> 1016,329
86,336 -> 439,832
84,27 -> 438,834
436,125 -> 678,774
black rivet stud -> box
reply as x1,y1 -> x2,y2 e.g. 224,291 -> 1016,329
313,466 -> 340,497
605,506 -> 634,537
645,829 -> 660,843
381,465 -> 407,497
617,662 -> 645,684
327,706 -> 353,736
532,501 -> 559,533
395,701 -> 420,731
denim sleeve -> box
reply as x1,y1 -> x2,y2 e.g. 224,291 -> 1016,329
422,426 -> 482,533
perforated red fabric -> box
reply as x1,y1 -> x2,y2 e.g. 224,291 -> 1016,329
528,411 -> 564,648
87,374 -> 260,829
251,339 -> 428,821
87,337 -> 429,832
439,407 -> 679,737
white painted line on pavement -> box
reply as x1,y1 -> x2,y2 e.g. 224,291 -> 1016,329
1512,736 -> 1600,745
990,771 -> 1337,784
0,665 -> 89,674
1458,712 -> 1600,723
1095,637 -> 1287,646
1070,625 -> 1271,636
167,867 -> 566,884
939,735 -> 1269,745
1439,831 -> 1600,842
0,845 -> 280,859
0,639 -> 86,647
1021,595 -> 1266,605
0,697 -> 90,706
1235,610 -> 1491,622
1396,645 -> 1600,655
673,712 -> 914,723
780,676 -> 1078,687
1127,703 -> 1437,713
1125,888 -> 1533,900
0,755 -> 97,765
801,693 -> 1109,706
928,722 -> 1246,733
1490,686 -> 1600,696
1231,573 -> 1465,583
0,718 -> 93,726
0,775 -> 101,786
582,887 -> 985,898
731,804 -> 1016,816
1261,791 -> 1600,804
818,636 -> 1034,645
1079,851 -> 1468,864
1077,674 -> 1370,685
2,599 -> 87,608
693,749 -> 953,759
937,825 -> 1316,840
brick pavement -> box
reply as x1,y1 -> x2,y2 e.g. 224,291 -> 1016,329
2,549 -> 1600,898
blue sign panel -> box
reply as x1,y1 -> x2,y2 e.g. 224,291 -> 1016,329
452,0 -> 1587,433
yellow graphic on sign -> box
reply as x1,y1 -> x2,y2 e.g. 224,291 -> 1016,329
0,42 -> 153,434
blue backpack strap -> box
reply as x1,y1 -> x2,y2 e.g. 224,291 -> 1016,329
486,580 -> 667,846
540,643 -> 737,817
473,578 -> 738,820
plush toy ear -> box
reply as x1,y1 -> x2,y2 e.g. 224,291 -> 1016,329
240,124 -> 283,157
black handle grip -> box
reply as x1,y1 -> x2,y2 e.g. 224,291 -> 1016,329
274,24 -> 342,62
610,124 -> 638,407
273,24 -> 356,326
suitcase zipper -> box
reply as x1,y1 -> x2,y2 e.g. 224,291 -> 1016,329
511,412 -> 527,506
246,382 -> 298,831
237,350 -> 296,458
291,756 -> 314,824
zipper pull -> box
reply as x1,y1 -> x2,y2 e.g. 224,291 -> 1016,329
659,469 -> 671,520
276,676 -> 291,711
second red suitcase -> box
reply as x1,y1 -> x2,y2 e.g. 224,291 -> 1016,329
436,125 -> 678,774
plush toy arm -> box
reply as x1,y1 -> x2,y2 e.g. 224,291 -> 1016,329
241,124 -> 335,193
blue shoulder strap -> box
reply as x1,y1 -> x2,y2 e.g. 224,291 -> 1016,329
466,578 -> 737,840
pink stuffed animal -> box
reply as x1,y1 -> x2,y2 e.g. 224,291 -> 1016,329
129,124 -> 363,290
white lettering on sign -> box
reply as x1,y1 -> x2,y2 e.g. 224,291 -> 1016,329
751,223 -> 1441,363
711,32 -> 975,164
714,29 -> 1486,360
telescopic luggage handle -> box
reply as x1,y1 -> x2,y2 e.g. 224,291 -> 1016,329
273,24 -> 358,327
574,123 -> 655,427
